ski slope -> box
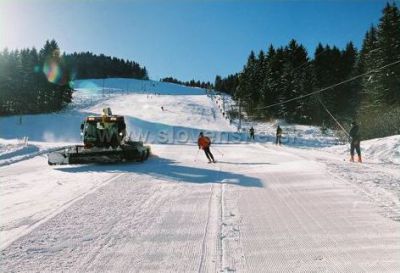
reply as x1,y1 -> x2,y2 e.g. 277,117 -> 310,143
0,78 -> 399,272
0,78 -> 232,143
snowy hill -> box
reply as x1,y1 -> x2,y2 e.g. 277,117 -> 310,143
0,78 -> 234,144
73,78 -> 206,95
1,78 -> 399,272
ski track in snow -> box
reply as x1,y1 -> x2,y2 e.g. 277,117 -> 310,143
263,144 -> 400,222
3,144 -> 399,272
1,149 -> 225,273
1,78 -> 399,272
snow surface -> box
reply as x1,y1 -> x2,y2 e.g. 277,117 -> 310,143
73,77 -> 207,96
0,139 -> 70,167
0,78 -> 399,272
325,135 -> 400,165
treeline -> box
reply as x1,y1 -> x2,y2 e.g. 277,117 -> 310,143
215,74 -> 239,95
64,52 -> 148,80
215,2 -> 400,139
0,40 -> 73,115
0,39 -> 148,115
160,77 -> 213,89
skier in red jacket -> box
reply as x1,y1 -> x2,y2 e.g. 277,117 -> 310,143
197,132 -> 215,163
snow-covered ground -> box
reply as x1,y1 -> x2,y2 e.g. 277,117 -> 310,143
325,135 -> 400,165
0,78 -> 399,272
0,139 -> 71,167
211,93 -> 342,147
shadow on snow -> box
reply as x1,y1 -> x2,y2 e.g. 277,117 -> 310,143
0,145 -> 40,160
215,161 -> 272,166
55,156 -> 263,188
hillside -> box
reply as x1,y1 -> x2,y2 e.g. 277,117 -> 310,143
0,78 -> 399,272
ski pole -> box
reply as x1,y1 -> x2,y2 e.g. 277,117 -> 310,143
194,149 -> 200,162
212,147 -> 224,157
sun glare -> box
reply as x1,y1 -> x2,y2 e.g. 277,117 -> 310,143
0,2 -> 34,49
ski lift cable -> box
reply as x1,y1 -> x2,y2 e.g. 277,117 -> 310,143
318,97 -> 350,137
237,42 -> 396,100
256,59 -> 400,110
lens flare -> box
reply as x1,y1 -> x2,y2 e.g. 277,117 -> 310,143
33,65 -> 41,73
41,49 -> 70,86
43,61 -> 62,84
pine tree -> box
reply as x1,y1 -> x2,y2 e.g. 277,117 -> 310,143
335,42 -> 358,117
267,47 -> 287,119
260,45 -> 276,118
278,40 -> 314,123
253,50 -> 265,110
237,51 -> 257,113
375,2 -> 400,104
313,44 -> 341,124
355,3 -> 400,138
359,26 -> 380,113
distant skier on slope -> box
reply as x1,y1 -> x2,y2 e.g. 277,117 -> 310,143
198,132 -> 216,163
349,121 -> 362,163
249,126 -> 255,140
276,125 -> 282,145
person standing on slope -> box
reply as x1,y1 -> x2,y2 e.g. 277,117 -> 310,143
276,125 -> 282,145
198,132 -> 216,163
349,121 -> 362,163
249,126 -> 255,140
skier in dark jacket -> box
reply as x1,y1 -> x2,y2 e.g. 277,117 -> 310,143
276,125 -> 282,145
349,121 -> 362,162
249,127 -> 255,140
198,132 -> 215,163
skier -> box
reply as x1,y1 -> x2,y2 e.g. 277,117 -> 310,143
249,126 -> 255,140
276,125 -> 282,145
161,106 -> 164,111
349,121 -> 362,162
197,132 -> 215,163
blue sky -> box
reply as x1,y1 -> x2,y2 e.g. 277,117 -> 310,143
0,0 -> 393,82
